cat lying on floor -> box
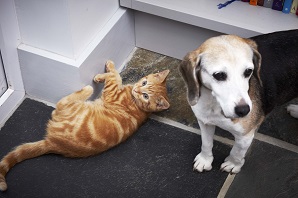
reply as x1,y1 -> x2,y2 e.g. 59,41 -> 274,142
0,60 -> 170,191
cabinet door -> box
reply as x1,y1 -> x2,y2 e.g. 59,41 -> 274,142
0,51 -> 8,97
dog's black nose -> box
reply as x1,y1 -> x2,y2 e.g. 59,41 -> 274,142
235,105 -> 250,117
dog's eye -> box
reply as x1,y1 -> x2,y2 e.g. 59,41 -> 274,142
213,72 -> 227,81
244,69 -> 253,78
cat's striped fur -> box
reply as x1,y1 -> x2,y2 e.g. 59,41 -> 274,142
0,60 -> 170,191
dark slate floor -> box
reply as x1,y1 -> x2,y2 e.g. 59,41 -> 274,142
0,99 -> 230,198
226,140 -> 298,198
0,48 -> 298,197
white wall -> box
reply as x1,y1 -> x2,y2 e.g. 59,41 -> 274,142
15,0 -> 135,103
15,0 -> 119,59
135,12 -> 222,59
17,7 -> 135,103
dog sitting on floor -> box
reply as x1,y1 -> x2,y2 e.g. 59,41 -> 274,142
179,29 -> 298,173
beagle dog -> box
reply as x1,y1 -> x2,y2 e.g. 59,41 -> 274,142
179,30 -> 298,173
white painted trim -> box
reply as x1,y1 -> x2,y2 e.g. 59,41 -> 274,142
0,90 -> 24,128
18,44 -> 77,67
0,88 -> 13,107
0,0 -> 25,126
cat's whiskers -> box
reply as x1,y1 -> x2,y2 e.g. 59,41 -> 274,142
130,95 -> 138,106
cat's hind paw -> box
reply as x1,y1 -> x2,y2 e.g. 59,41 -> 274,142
79,85 -> 94,96
82,85 -> 93,92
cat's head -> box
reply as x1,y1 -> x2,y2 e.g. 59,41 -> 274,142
132,70 -> 170,112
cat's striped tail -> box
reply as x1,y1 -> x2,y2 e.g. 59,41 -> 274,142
0,140 -> 51,191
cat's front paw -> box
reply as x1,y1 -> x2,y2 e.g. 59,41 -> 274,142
94,74 -> 105,83
287,104 -> 298,118
105,60 -> 115,72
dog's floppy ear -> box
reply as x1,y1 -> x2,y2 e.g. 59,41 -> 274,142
244,38 -> 263,86
179,51 -> 201,106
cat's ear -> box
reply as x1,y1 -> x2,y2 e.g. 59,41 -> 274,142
156,96 -> 170,110
154,70 -> 170,83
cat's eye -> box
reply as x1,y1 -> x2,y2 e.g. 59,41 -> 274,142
143,93 -> 149,100
142,80 -> 147,86
244,68 -> 253,78
213,72 -> 227,81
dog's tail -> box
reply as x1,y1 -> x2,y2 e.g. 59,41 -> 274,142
287,104 -> 298,118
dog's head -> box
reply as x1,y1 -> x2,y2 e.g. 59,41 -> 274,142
179,35 -> 261,119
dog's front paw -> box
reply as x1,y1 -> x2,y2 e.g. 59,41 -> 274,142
193,152 -> 214,172
287,104 -> 298,119
220,156 -> 244,174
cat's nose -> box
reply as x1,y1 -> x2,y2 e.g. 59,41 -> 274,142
133,88 -> 140,93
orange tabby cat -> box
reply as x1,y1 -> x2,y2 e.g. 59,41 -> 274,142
0,60 -> 170,191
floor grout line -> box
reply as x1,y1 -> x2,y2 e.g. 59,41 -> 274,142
150,114 -> 298,153
150,114 -> 234,146
217,174 -> 235,198
255,132 -> 298,154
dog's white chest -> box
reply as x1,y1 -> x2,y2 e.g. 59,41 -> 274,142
191,88 -> 244,134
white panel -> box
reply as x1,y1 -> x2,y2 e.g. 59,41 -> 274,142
15,0 -> 120,59
135,12 -> 222,60
18,8 -> 135,103
75,8 -> 135,77
18,48 -> 82,103
79,8 -> 135,98
14,0 -> 74,58
68,0 -> 119,58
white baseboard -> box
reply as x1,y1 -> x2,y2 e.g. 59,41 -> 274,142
18,8 -> 135,104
